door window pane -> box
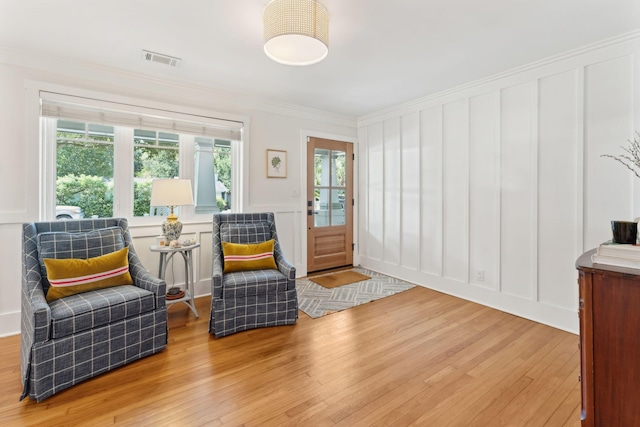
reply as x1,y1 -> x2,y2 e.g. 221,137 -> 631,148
331,190 -> 346,226
314,188 -> 330,227
314,148 -> 330,186
56,120 -> 114,219
332,151 -> 346,187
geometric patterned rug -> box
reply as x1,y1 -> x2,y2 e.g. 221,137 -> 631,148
296,267 -> 417,318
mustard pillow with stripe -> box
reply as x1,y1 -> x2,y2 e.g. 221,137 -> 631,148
222,240 -> 277,273
43,247 -> 133,302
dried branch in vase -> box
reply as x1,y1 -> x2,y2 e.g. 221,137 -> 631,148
601,132 -> 640,179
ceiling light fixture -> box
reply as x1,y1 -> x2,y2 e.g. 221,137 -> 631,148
263,0 -> 329,66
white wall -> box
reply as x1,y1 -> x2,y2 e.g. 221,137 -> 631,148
357,32 -> 640,333
0,51 -> 357,336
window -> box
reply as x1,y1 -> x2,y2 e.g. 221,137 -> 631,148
41,93 -> 244,222
56,120 -> 115,218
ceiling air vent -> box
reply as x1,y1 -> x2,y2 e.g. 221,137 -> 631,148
141,50 -> 181,67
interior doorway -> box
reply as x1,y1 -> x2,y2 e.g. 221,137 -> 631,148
306,137 -> 354,273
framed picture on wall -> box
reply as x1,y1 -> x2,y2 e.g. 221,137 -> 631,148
266,149 -> 287,178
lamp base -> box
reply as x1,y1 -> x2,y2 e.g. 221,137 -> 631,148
162,219 -> 183,242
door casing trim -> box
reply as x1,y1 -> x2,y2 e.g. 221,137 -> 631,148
299,130 -> 359,277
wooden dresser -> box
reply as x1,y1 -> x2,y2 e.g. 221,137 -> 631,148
576,250 -> 640,426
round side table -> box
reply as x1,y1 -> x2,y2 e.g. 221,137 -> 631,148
150,243 -> 200,318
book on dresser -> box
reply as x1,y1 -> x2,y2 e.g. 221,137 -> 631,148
591,241 -> 640,269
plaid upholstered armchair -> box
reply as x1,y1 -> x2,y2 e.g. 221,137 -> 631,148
20,218 -> 167,402
210,213 -> 298,338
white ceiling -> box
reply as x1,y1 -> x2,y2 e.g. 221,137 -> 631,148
1,0 -> 639,117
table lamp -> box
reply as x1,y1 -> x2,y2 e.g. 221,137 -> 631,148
150,178 -> 194,242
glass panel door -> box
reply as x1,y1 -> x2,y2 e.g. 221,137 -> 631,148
307,137 -> 353,273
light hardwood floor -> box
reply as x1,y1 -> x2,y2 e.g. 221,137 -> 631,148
0,286 -> 581,426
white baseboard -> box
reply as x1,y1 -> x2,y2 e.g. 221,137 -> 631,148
360,257 -> 578,335
0,311 -> 21,337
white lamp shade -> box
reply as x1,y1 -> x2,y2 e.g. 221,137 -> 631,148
263,0 -> 329,66
150,179 -> 194,207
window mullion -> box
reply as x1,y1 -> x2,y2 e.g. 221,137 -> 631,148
231,140 -> 241,213
43,118 -> 58,220
113,126 -> 134,218
180,135 -> 195,220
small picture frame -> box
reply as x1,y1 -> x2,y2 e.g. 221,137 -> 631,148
266,149 -> 287,178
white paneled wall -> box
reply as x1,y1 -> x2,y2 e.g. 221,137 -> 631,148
358,35 -> 640,333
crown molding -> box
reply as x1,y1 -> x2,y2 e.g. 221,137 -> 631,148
0,44 -> 357,128
358,29 -> 640,126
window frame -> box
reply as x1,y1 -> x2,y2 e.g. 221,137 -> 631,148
38,88 -> 246,224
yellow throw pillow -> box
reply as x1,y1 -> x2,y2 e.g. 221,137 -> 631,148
222,240 -> 277,273
44,247 -> 133,302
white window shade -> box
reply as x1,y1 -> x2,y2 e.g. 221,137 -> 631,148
40,92 -> 243,141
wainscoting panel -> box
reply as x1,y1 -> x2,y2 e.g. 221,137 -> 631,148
469,92 -> 500,290
500,82 -> 535,300
538,70 -> 579,309
442,100 -> 470,283
383,118 -> 401,266
198,231 -> 213,297
584,55 -> 635,251
419,106 -> 443,276
400,112 -> 421,271
273,210 -> 299,266
367,122 -> 384,262
358,126 -> 369,260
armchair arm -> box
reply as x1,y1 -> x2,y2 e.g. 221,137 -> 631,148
212,255 -> 223,299
128,253 -> 166,309
20,278 -> 51,401
21,278 -> 51,344
273,239 -> 296,289
276,256 -> 296,281
274,251 -> 296,292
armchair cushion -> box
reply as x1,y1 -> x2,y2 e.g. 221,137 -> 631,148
37,226 -> 125,292
220,223 -> 271,244
222,269 -> 290,299
44,247 -> 133,302
222,240 -> 277,273
49,285 -> 155,339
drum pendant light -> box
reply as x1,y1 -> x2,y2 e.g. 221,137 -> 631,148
263,0 -> 329,66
